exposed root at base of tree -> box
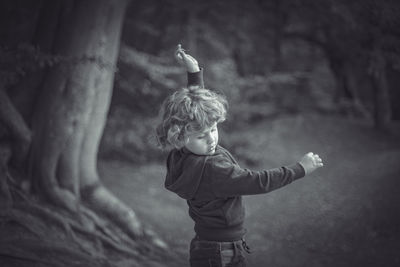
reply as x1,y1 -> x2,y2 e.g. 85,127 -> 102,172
0,169 -> 183,267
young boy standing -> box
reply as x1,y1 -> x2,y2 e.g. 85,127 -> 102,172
156,45 -> 323,267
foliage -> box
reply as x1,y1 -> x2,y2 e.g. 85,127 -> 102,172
2,0 -> 399,161
0,44 -> 59,88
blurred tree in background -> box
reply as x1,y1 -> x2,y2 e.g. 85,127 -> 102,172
0,0 -> 169,266
0,0 -> 399,265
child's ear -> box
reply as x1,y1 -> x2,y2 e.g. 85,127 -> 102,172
167,125 -> 182,147
183,135 -> 189,145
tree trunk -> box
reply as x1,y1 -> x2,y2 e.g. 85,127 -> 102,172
184,8 -> 198,55
369,48 -> 391,130
29,0 -> 142,236
8,0 -> 61,123
271,0 -> 285,72
2,0 -> 60,169
326,52 -> 353,103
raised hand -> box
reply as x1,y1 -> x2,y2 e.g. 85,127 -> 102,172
175,44 -> 200,73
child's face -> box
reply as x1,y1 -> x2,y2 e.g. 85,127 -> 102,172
184,123 -> 219,156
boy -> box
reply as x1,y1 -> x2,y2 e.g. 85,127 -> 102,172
156,45 -> 323,267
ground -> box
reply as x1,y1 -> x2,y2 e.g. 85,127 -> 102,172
100,113 -> 400,267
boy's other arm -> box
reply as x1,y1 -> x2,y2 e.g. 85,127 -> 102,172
206,157 -> 306,197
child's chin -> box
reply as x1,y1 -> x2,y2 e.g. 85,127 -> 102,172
207,149 -> 216,155
195,150 -> 215,156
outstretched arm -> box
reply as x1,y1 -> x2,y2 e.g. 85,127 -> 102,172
175,44 -> 204,88
206,157 -> 306,197
205,151 -> 323,197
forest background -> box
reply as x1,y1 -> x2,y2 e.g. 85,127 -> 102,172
1,0 -> 400,266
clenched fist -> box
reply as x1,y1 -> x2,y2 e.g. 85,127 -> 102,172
299,152 -> 323,174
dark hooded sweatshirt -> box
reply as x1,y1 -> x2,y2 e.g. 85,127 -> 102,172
165,145 -> 305,242
164,69 -> 305,241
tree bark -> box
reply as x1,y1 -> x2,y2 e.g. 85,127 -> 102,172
370,48 -> 391,130
0,89 -> 31,166
271,0 -> 286,71
8,0 -> 62,124
28,0 -> 142,236
184,8 -> 198,56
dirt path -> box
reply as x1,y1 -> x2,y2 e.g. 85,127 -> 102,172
100,114 -> 400,267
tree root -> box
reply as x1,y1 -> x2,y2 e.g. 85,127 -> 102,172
13,201 -> 142,260
0,89 -> 32,167
82,184 -> 144,238
0,252 -> 57,266
1,170 -> 174,266
79,206 -> 140,251
6,209 -> 49,239
81,184 -> 169,257
0,143 -> 13,211
0,170 -> 13,211
15,202 -> 78,241
0,237 -> 114,267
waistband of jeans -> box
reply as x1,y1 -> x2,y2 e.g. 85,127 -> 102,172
193,235 -> 243,250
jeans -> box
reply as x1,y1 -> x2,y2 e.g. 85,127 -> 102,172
189,236 -> 249,267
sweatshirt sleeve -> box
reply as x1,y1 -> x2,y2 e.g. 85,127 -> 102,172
205,155 -> 305,197
187,68 -> 204,88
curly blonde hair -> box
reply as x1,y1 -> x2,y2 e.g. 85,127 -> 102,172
156,86 -> 228,149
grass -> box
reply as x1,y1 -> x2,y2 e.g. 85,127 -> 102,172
99,113 -> 400,267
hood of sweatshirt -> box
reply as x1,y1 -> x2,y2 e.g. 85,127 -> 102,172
165,147 -> 207,200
